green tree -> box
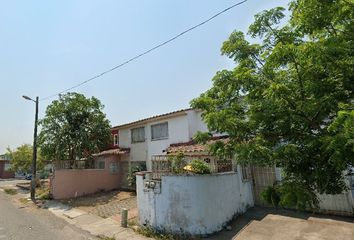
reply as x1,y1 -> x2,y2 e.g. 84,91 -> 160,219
191,0 -> 354,208
6,144 -> 44,173
38,92 -> 112,161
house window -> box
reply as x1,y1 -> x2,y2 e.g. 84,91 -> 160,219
131,127 -> 145,143
113,134 -> 119,146
151,122 -> 168,140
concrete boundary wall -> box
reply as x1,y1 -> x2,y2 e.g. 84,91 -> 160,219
318,191 -> 354,216
51,157 -> 121,199
137,168 -> 254,235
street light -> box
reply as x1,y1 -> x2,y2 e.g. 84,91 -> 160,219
23,95 -> 39,202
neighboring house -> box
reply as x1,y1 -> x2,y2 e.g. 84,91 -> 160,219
51,108 -> 224,199
0,154 -> 15,179
112,108 -> 209,170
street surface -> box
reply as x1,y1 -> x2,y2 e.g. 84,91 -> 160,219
0,187 -> 97,240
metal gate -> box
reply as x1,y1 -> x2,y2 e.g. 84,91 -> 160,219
250,166 -> 277,205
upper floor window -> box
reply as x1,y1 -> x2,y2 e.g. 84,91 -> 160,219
113,134 -> 119,146
151,122 -> 168,140
131,127 -> 145,143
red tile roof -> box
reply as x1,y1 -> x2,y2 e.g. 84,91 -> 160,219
94,148 -> 130,156
167,136 -> 229,154
112,108 -> 193,129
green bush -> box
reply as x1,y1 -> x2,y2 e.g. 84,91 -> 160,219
127,163 -> 147,186
278,181 -> 319,210
169,153 -> 186,174
260,181 -> 319,210
261,186 -> 280,208
189,159 -> 211,174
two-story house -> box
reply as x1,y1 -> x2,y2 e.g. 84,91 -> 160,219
111,108 -> 209,170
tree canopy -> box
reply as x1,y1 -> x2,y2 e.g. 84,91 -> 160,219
38,92 -> 112,161
191,0 -> 354,208
6,144 -> 44,173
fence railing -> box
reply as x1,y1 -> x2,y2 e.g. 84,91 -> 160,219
53,159 -> 95,170
151,155 -> 234,180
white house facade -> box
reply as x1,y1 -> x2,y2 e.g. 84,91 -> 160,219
112,108 -> 208,170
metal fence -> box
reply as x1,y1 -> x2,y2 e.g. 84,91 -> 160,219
53,159 -> 95,170
151,155 -> 234,180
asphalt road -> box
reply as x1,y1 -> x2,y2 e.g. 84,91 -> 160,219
0,190 -> 97,240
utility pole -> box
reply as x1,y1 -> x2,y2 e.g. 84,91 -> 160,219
23,95 -> 39,202
31,97 -> 39,201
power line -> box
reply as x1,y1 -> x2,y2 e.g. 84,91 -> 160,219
41,0 -> 248,101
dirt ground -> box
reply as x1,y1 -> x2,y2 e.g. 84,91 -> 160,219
207,206 -> 354,240
61,190 -> 137,218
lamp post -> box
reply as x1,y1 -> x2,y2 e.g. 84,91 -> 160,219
23,95 -> 39,202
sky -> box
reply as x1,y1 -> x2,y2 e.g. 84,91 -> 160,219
0,0 -> 291,153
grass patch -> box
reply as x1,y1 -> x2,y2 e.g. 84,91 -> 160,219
97,236 -> 115,240
128,218 -> 138,227
129,218 -> 190,240
4,188 -> 17,195
135,226 -> 192,240
36,186 -> 50,200
19,198 -> 31,204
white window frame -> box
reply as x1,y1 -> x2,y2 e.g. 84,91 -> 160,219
151,122 -> 169,141
131,127 -> 145,143
113,134 -> 119,146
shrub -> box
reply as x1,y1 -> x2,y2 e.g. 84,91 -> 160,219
127,163 -> 147,186
278,181 -> 319,210
260,181 -> 319,210
189,159 -> 211,174
169,153 -> 186,174
261,186 -> 280,208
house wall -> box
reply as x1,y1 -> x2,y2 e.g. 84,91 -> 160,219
119,125 -> 148,162
118,110 -> 209,170
51,156 -> 121,199
0,161 -> 15,179
147,115 -> 189,160
187,110 -> 208,139
136,168 -> 254,235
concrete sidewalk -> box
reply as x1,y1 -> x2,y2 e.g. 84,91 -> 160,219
43,200 -> 150,240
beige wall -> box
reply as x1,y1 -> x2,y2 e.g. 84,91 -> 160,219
51,156 -> 122,199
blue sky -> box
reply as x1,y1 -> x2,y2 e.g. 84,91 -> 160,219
0,0 -> 290,153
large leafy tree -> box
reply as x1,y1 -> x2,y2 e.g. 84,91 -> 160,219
39,92 -> 112,161
6,144 -> 44,173
191,0 -> 353,208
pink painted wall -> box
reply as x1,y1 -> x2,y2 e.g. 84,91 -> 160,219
51,156 -> 122,199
